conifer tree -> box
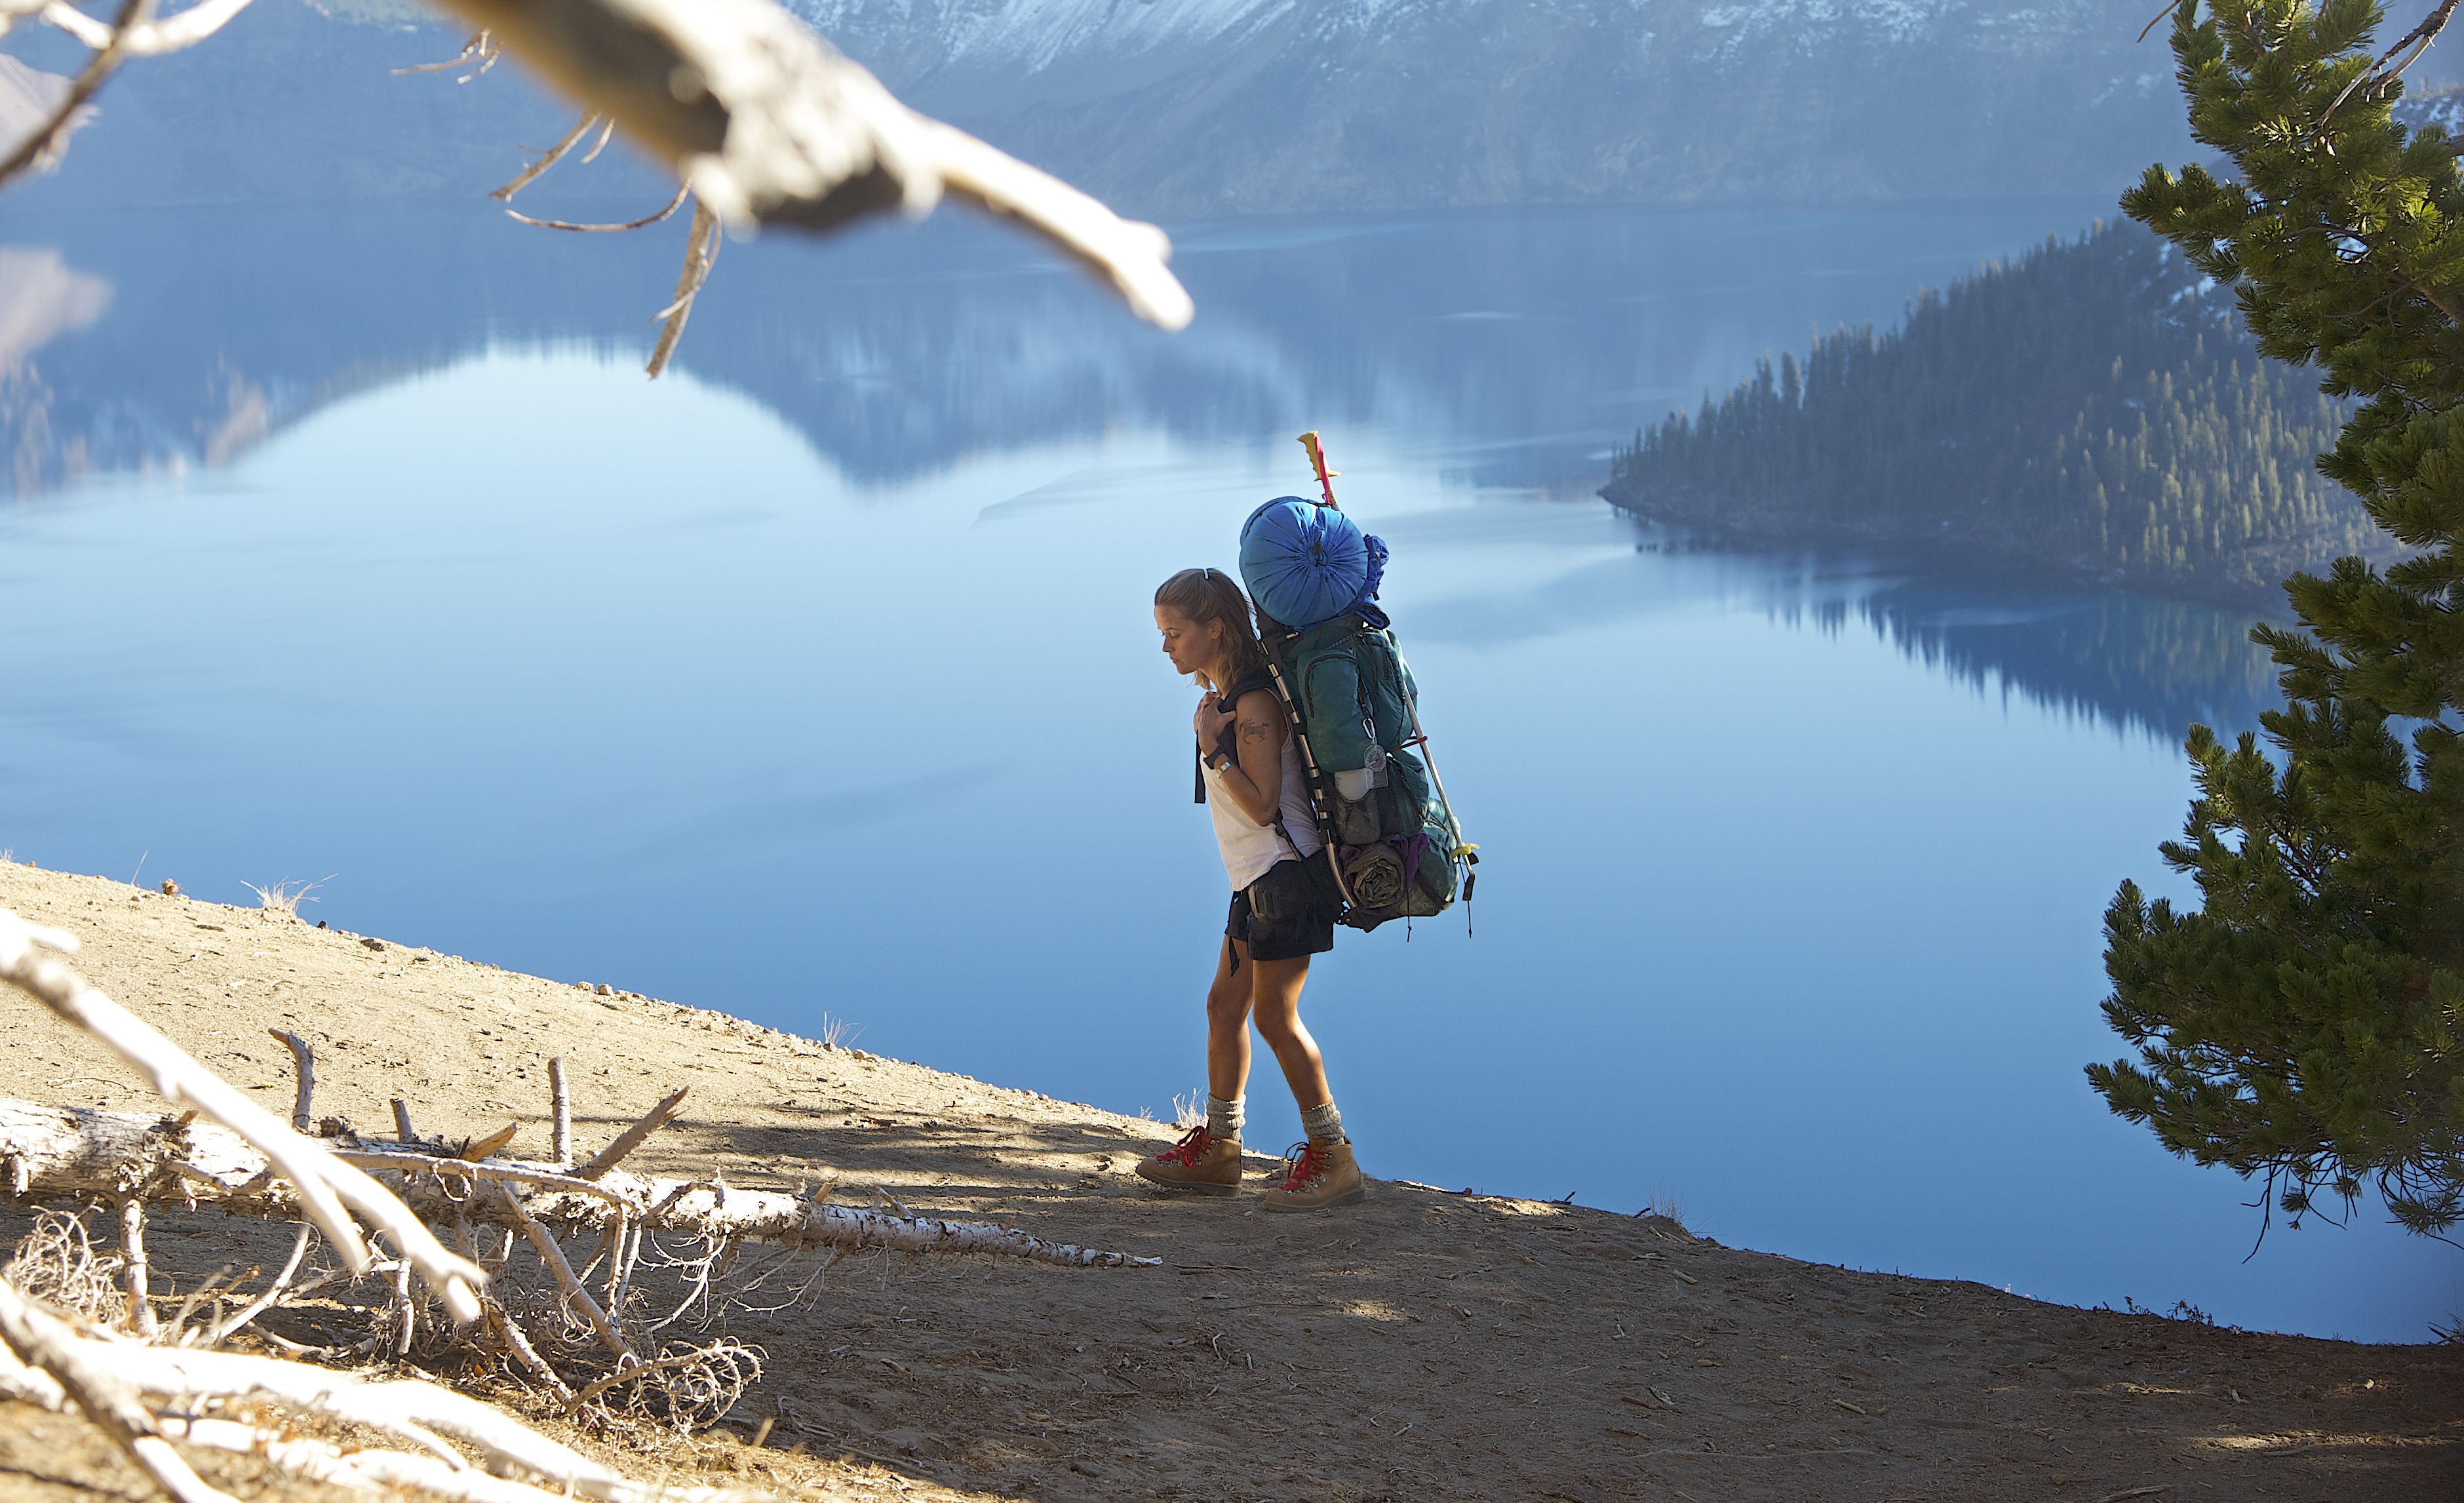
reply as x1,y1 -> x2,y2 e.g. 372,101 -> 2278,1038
1603,222 -> 2374,601
2088,0 -> 2463,1236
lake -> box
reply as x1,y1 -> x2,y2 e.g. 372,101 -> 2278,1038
1,195 -> 2452,1343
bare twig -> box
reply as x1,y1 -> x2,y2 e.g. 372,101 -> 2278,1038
505,183 -> 691,233
498,1184 -> 633,1363
565,1348 -> 702,1413
2324,0 -> 2464,126
392,1258 -> 416,1358
601,1214 -> 630,1312
393,1097 -> 420,1142
390,28 -> 499,80
482,1295 -> 574,1403
196,1222 -> 311,1348
492,111 -> 603,201
336,1148 -> 635,1213
549,1058 -> 572,1170
460,1123 -> 517,1161
646,202 -> 719,379
115,1198 -> 158,1338
575,1086 -> 688,1180
267,1028 -> 313,1133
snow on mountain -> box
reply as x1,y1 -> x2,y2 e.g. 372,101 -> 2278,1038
791,0 -> 2193,214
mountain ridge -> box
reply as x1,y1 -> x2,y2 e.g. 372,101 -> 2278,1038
0,0 -> 2196,214
792,0 -> 2195,214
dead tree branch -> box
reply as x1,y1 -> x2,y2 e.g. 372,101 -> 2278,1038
496,1182 -> 633,1362
115,1197 -> 157,1338
646,200 -> 720,379
1,1097 -> 1160,1268
389,28 -> 499,81
428,0 -> 1191,330
2325,0 -> 2464,125
267,1028 -> 313,1133
491,110 -> 604,201
0,1299 -> 770,1502
195,1221 -> 310,1348
576,1085 -> 688,1179
0,1278 -> 237,1503
0,907 -> 486,1321
0,0 -> 267,185
548,1057 -> 572,1169
33,0 -> 255,57
0,0 -> 145,189
504,184 -> 691,233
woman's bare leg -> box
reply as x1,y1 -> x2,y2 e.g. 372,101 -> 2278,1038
1248,955 -> 1331,1111
1205,936 -> 1254,1106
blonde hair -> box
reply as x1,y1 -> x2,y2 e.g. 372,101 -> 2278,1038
1155,566 -> 1268,693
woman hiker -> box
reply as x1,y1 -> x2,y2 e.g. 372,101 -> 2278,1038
1138,566 -> 1365,1211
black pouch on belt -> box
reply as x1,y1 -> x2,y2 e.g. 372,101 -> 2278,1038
1244,861 -> 1318,925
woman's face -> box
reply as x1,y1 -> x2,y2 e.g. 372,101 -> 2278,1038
1155,604 -> 1224,680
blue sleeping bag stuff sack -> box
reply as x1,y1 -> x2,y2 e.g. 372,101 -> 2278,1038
1237,497 -> 1387,630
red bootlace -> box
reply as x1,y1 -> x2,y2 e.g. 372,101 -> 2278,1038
1155,1125 -> 1211,1167
1277,1141 -> 1323,1192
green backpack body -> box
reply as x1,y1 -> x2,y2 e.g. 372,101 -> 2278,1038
1264,610 -> 1474,931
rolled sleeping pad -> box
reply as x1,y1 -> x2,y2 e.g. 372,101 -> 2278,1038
1238,496 -> 1387,630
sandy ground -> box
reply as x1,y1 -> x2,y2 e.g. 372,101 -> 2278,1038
0,858 -> 2457,1502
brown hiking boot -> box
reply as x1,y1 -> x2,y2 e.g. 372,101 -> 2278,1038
1134,1125 -> 1243,1196
1262,1138 -> 1365,1212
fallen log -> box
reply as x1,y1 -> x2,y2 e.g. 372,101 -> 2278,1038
0,1099 -> 1159,1270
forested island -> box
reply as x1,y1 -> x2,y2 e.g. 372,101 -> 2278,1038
1601,222 -> 2393,607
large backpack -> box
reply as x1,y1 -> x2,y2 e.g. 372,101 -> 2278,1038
1238,458 -> 1476,932
1262,608 -> 1474,931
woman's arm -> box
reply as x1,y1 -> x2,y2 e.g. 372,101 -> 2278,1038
1215,689 -> 1288,827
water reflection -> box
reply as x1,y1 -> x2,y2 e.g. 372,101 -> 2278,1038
4,197 -> 2123,496
3,199 -> 2281,745
1841,582 -> 2280,742
1413,522 -> 2280,744
1751,562 -> 2282,743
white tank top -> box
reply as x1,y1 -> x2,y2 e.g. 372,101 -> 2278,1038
1205,732 -> 1325,892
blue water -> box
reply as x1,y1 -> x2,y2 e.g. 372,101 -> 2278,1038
1,198 -> 2453,1342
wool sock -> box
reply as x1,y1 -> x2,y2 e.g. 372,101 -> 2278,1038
1206,1094 -> 1245,1141
1300,1100 -> 1344,1144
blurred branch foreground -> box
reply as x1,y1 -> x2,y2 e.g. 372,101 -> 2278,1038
0,905 -> 1154,1503
0,0 -> 1193,374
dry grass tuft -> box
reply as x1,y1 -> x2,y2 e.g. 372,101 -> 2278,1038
242,877 -> 329,919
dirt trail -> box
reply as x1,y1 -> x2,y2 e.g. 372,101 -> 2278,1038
0,860 -> 2456,1502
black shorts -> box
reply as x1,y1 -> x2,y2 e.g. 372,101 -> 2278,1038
1226,859 -> 1337,964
